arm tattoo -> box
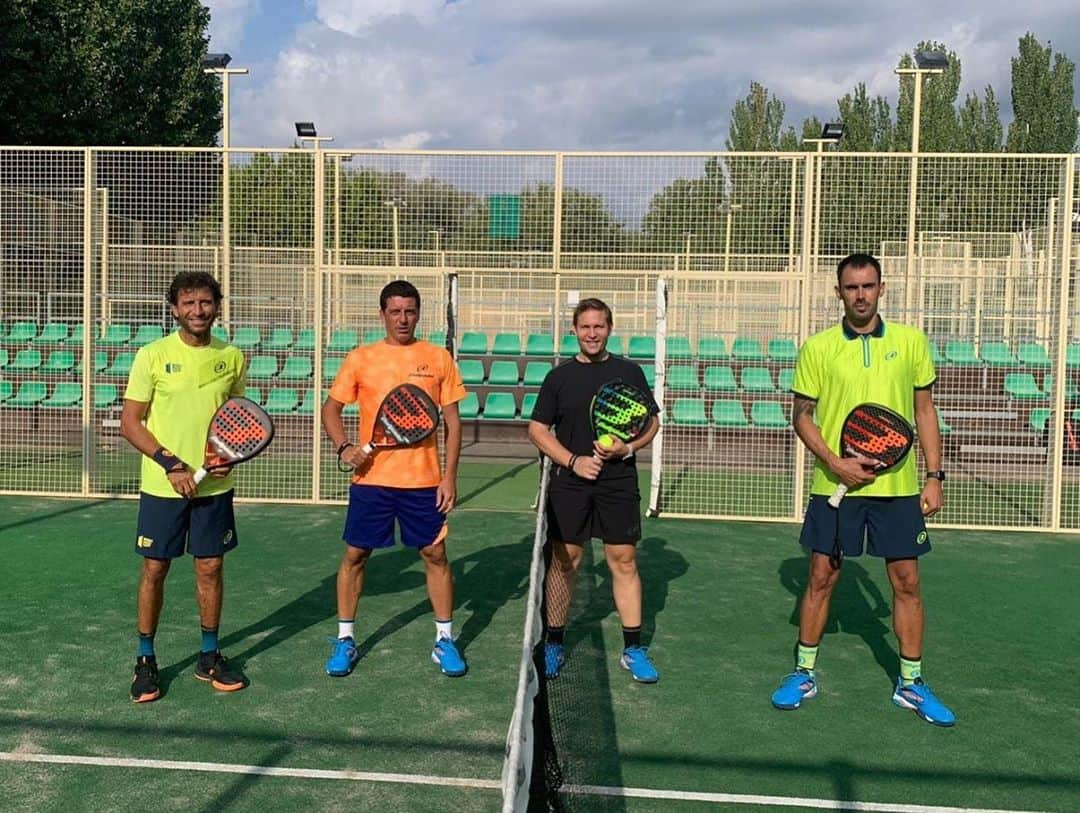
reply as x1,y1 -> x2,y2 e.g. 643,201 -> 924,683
792,397 -> 815,422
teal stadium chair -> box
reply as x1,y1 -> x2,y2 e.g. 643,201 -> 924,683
458,392 -> 480,419
65,323 -> 84,345
42,350 -> 75,373
97,324 -> 132,347
0,349 -> 8,368
363,329 -> 384,344
740,366 -> 775,393
712,399 -> 750,427
458,332 -> 488,355
641,364 -> 656,389
76,351 -> 108,374
232,327 -> 261,349
458,359 -> 485,386
778,368 -> 795,392
751,401 -> 789,429
487,360 -> 520,386
10,349 -> 42,371
524,361 -> 551,386
1018,342 -> 1051,368
131,325 -> 164,347
666,337 -> 693,361
979,341 -> 1018,367
944,341 -> 980,366
491,333 -> 521,356
482,392 -> 517,420
0,380 -> 12,402
698,337 -> 728,361
245,387 -> 264,405
247,355 -> 279,380
327,329 -> 359,353
211,325 -> 229,342
427,331 -> 447,348
525,334 -> 555,356
939,415 -> 952,436
732,337 -> 765,361
929,340 -> 944,366
559,334 -> 579,356
93,384 -> 118,410
667,365 -> 698,391
1029,408 -> 1051,434
521,392 -> 538,420
767,338 -> 798,362
265,387 -> 300,414
670,398 -> 708,427
6,321 -> 38,343
606,336 -> 625,356
293,329 -> 316,352
264,328 -> 294,350
105,352 -> 135,378
35,323 -> 69,344
42,382 -> 82,408
7,381 -> 47,407
324,356 -> 344,381
296,389 -> 316,415
1044,374 -> 1080,399
627,336 -> 656,360
1004,373 -> 1047,401
703,366 -> 737,392
1067,344 -> 1080,370
279,356 -> 313,380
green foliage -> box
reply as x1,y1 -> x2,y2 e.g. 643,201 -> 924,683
1007,33 -> 1079,153
726,83 -> 791,151
836,84 -> 895,151
0,0 -> 219,146
895,41 -> 962,152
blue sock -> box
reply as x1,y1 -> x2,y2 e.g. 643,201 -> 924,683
137,631 -> 155,658
201,627 -> 219,654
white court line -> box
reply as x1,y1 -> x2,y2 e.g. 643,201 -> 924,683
0,751 -> 1056,813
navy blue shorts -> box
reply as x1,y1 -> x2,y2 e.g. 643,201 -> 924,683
799,495 -> 931,559
344,485 -> 447,549
135,491 -> 237,559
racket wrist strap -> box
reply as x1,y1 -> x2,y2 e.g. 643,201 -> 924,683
623,444 -> 635,460
151,447 -> 185,473
336,441 -> 354,458
567,454 -> 579,473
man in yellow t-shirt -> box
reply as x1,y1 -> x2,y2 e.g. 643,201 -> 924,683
322,280 -> 467,678
120,272 -> 247,703
769,253 -> 955,727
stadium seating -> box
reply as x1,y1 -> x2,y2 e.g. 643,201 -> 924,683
559,334 -> 579,355
1067,344 -> 1080,369
521,392 -> 538,420
42,382 -> 81,408
363,329 -> 385,344
1044,374 -> 1080,399
666,337 -> 693,361
732,338 -> 765,361
667,365 -> 699,391
9,349 -> 42,371
703,366 -> 738,392
35,323 -> 69,344
767,338 -> 798,362
427,330 -> 446,347
232,326 -> 261,349
324,356 -> 344,381
778,368 -> 794,392
97,324 -> 132,347
264,328 -> 294,350
627,336 -> 655,359
712,399 -> 750,427
6,321 -> 38,343
488,361 -> 520,386
929,341 -> 943,365
279,356 -> 313,380
751,401 -> 789,428
295,389 -> 316,415
606,336 -> 625,356
979,341 -> 1018,367
211,326 -> 229,342
1017,342 -> 1051,368
525,334 -> 555,356
523,361 -> 551,386
740,366 -> 775,392
944,341 -> 979,365
42,350 -> 75,373
76,351 -> 108,374
131,325 -> 164,347
293,329 -> 316,351
94,384 -> 118,410
104,352 -> 135,378
458,392 -> 480,419
1029,408 -> 1051,434
698,337 -> 728,360
641,364 -> 655,388
491,333 -> 521,356
1004,372 -> 1047,400
247,355 -> 279,379
670,398 -> 708,426
458,359 -> 485,385
482,392 -> 517,419
0,349 -> 7,367
265,387 -> 300,414
7,381 -> 47,407
245,387 -> 263,405
327,329 -> 358,353
459,332 -> 488,355
0,381 -> 12,402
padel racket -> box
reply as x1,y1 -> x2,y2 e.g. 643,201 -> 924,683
338,383 -> 440,472
193,396 -> 275,484
591,380 -> 653,447
827,403 -> 914,507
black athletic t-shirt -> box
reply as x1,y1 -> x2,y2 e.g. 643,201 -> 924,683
530,355 -> 659,482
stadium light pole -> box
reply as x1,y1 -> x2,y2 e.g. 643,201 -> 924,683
803,123 -> 844,280
719,202 -> 743,276
430,228 -> 443,267
683,231 -> 693,272
202,53 -> 248,150
384,199 -> 405,270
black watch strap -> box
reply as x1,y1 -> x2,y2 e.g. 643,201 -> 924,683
926,470 -> 946,481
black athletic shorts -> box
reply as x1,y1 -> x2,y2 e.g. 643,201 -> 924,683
546,467 -> 641,544
799,495 -> 930,559
135,490 -> 238,559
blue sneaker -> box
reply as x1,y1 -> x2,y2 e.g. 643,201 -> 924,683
892,678 -> 955,726
620,646 -> 659,683
325,636 -> 359,677
771,670 -> 817,710
544,643 -> 565,678
431,637 -> 468,677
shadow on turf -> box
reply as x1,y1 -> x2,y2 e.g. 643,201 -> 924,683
0,497 -> 117,533
779,555 -> 896,681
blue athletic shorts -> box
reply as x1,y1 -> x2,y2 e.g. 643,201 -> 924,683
799,495 -> 931,559
135,491 -> 237,559
343,485 -> 447,549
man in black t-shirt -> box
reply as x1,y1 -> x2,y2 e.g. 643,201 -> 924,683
527,298 -> 661,683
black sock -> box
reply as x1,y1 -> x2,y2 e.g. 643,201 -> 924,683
622,626 -> 642,649
547,626 -> 565,645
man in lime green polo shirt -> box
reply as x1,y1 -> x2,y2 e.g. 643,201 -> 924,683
120,271 -> 247,703
770,253 -> 955,727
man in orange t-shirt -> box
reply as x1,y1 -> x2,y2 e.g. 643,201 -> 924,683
321,280 -> 467,678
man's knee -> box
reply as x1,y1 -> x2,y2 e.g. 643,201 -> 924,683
419,541 -> 448,568
194,556 -> 223,580
141,557 -> 171,584
341,545 -> 371,570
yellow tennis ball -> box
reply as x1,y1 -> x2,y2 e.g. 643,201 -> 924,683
598,434 -> 615,449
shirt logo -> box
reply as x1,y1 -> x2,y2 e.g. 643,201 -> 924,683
885,350 -> 899,361
916,530 -> 928,545
410,364 -> 434,379
214,361 -> 227,374
165,363 -> 183,373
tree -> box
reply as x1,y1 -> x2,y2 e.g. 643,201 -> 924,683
895,41 -> 962,152
836,84 -> 895,151
726,82 -> 791,151
0,0 -> 219,146
957,87 -> 1003,152
1007,33 -> 1079,153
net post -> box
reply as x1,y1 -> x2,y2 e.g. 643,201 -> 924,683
446,270 -> 458,359
647,277 -> 667,517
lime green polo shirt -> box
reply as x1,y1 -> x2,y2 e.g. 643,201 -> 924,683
124,332 -> 246,498
792,319 -> 935,497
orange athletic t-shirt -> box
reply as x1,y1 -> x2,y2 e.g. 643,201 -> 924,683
330,340 -> 466,488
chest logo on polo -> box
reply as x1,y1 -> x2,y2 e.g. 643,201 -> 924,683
885,350 -> 899,361
165,363 -> 183,373
214,361 -> 227,374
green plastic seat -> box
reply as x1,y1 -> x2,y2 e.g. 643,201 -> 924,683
35,323 -> 69,344
482,391 -> 517,420
93,384 -> 118,410
264,328 -> 294,350
559,334 -> 579,355
245,386 -> 264,405
211,325 -> 229,342
6,321 -> 38,343
938,415 -> 952,436
1017,342 -> 1051,368
459,332 -> 488,355
524,361 -> 551,386
10,349 -> 42,371
944,341 -> 980,365
42,350 -> 75,373
641,364 -> 656,389
295,389 -> 316,415
327,329 -> 358,353
458,392 -> 480,419
1004,372 -> 1047,401
751,401 -> 789,428
929,340 -> 944,366
670,398 -> 708,427
1067,344 -> 1080,369
232,326 -> 262,349
42,382 -> 82,408
778,368 -> 795,392
264,387 -> 300,414
666,337 -> 693,361
488,360 -> 520,385
293,329 -> 316,352
279,356 -> 313,380
521,392 -> 538,420
491,333 -> 521,356
667,365 -> 698,390
76,350 -> 109,374
1029,408 -> 1051,433
427,331 -> 446,348
979,341 -> 1017,367
740,366 -> 775,393
105,352 -> 135,378
97,323 -> 132,347
712,399 -> 750,427
606,336 -> 625,356
698,337 -> 728,361
1044,374 -> 1080,399
363,328 -> 384,344
703,366 -> 737,392
65,323 -> 84,345
0,348 -> 8,367
7,381 -> 47,407
247,355 -> 279,379
627,336 -> 656,359
732,337 -> 765,361
324,356 -> 344,381
525,334 -> 555,356
767,338 -> 798,362
458,359 -> 485,385
0,380 -> 12,401
131,325 -> 164,347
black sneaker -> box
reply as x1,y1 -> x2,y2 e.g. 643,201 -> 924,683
194,651 -> 248,692
131,655 -> 161,703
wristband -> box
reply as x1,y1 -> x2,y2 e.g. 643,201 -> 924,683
336,441 -> 354,457
151,447 -> 185,473
568,454 -> 579,473
623,445 -> 635,461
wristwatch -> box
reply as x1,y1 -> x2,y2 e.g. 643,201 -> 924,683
926,470 -> 946,482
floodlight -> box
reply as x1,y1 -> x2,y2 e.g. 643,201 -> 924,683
295,122 -> 318,138
914,51 -> 949,71
203,53 -> 232,69
821,122 -> 845,141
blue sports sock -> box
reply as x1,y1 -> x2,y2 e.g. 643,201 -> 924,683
137,631 -> 155,658
201,627 -> 219,654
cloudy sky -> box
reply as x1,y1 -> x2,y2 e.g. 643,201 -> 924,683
204,0 -> 1080,151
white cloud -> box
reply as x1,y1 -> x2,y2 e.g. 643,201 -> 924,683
315,0 -> 447,35
203,0 -> 259,48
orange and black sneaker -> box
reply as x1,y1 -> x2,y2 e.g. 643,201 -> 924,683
131,655 -> 161,703
194,650 -> 248,692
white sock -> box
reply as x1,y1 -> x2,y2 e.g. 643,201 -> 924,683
435,619 -> 453,642
338,619 -> 355,640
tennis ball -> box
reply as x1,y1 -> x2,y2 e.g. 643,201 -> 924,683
598,434 -> 615,449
